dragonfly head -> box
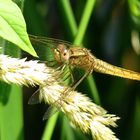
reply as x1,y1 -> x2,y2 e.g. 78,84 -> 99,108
54,44 -> 70,63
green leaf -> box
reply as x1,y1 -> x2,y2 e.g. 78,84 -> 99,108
0,82 -> 24,140
0,0 -> 37,57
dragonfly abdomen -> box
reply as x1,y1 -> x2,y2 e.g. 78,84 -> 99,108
93,58 -> 140,81
69,47 -> 140,81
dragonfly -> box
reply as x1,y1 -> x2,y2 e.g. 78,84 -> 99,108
28,35 -> 140,119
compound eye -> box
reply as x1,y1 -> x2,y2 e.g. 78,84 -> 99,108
54,48 -> 62,62
54,48 -> 60,54
56,48 -> 59,52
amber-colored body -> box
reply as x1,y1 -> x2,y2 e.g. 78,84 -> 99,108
29,35 -> 140,81
69,47 -> 140,81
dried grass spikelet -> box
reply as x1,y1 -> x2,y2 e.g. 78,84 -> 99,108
0,54 -> 60,86
0,54 -> 119,140
40,85 -> 120,140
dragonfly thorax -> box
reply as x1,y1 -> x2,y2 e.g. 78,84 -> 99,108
54,44 -> 70,63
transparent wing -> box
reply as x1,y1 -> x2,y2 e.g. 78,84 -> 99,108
27,34 -> 72,67
28,89 -> 41,105
29,34 -> 72,48
43,105 -> 60,120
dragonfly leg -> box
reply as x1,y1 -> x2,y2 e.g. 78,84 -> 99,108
57,65 -> 75,85
69,64 -> 93,90
69,66 -> 74,84
71,71 -> 90,90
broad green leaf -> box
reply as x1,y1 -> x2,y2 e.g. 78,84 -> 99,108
0,83 -> 24,140
0,0 -> 37,57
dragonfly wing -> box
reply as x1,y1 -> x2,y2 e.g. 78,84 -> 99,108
29,35 -> 76,84
29,34 -> 72,48
43,106 -> 59,120
28,89 -> 41,105
42,94 -> 63,120
30,39 -> 56,64
28,35 -> 72,68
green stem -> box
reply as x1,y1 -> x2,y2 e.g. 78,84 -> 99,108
59,0 -> 77,37
42,112 -> 59,140
74,0 -> 96,45
60,0 -> 100,104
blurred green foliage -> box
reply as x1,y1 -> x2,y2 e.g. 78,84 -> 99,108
128,0 -> 140,26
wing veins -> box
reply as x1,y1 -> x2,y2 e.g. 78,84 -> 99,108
29,34 -> 72,48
